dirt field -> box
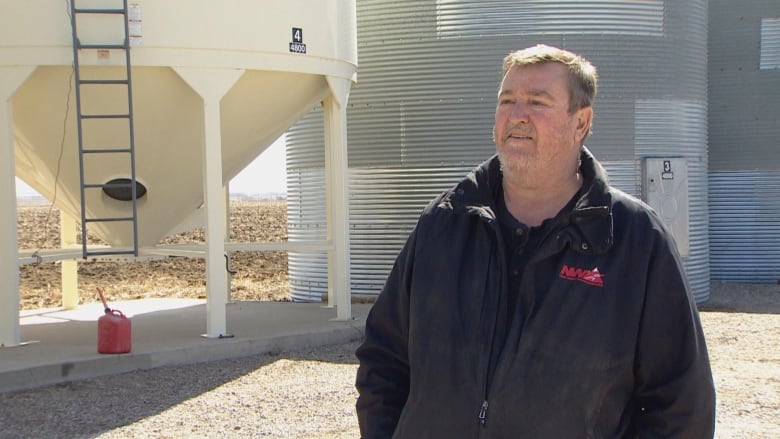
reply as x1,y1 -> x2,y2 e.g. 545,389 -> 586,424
11,200 -> 780,437
17,200 -> 290,309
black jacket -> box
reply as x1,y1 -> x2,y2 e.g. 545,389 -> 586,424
355,148 -> 716,438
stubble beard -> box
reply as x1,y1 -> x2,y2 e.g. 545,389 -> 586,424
498,151 -> 540,187
498,145 -> 578,190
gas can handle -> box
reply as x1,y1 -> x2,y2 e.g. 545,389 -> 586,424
96,287 -> 111,313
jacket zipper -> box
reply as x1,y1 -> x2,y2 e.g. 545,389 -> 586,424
478,218 -> 503,430
475,209 -> 557,430
478,400 -> 489,426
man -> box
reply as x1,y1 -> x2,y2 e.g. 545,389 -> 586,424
355,44 -> 716,438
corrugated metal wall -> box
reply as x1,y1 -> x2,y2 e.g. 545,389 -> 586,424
709,1 -> 780,171
710,172 -> 780,282
287,0 -> 711,302
708,0 -> 780,283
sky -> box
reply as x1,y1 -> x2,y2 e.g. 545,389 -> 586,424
15,136 -> 287,197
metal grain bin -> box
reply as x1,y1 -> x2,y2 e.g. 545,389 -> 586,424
708,0 -> 780,283
287,0 -> 710,302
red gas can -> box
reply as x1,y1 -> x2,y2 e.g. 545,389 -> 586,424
98,309 -> 132,354
95,287 -> 132,354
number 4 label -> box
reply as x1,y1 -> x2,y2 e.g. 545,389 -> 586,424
290,27 -> 306,54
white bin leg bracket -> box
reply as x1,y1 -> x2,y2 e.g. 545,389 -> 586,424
1,66 -> 35,348
174,67 -> 244,338
324,76 -> 353,321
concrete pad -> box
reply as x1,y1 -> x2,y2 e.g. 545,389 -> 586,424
0,299 -> 371,394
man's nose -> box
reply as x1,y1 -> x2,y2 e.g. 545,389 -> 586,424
509,102 -> 529,122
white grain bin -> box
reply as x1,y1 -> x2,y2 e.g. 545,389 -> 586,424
5,0 -> 356,247
1,0 -> 357,346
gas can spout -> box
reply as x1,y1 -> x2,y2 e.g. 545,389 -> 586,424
96,287 -> 112,313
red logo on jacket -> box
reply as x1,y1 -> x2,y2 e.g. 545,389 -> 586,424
559,264 -> 604,287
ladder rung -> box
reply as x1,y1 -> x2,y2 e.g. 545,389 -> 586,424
84,183 -> 134,189
81,114 -> 130,119
74,8 -> 126,15
83,148 -> 133,154
86,183 -> 133,191
79,43 -> 127,50
102,182 -> 134,189
85,250 -> 137,257
79,79 -> 129,85
85,217 -> 136,223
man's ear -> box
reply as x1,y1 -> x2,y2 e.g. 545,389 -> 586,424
575,106 -> 593,142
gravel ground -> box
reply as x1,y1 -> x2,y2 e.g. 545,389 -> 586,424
0,283 -> 778,438
0,342 -> 363,439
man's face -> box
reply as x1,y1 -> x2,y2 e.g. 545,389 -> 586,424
493,63 -> 591,181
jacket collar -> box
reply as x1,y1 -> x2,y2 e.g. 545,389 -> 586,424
448,146 -> 613,254
568,146 -> 613,254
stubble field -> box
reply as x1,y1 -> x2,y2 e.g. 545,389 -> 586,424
17,199 -> 290,309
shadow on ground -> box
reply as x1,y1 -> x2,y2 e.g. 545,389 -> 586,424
699,282 -> 780,314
